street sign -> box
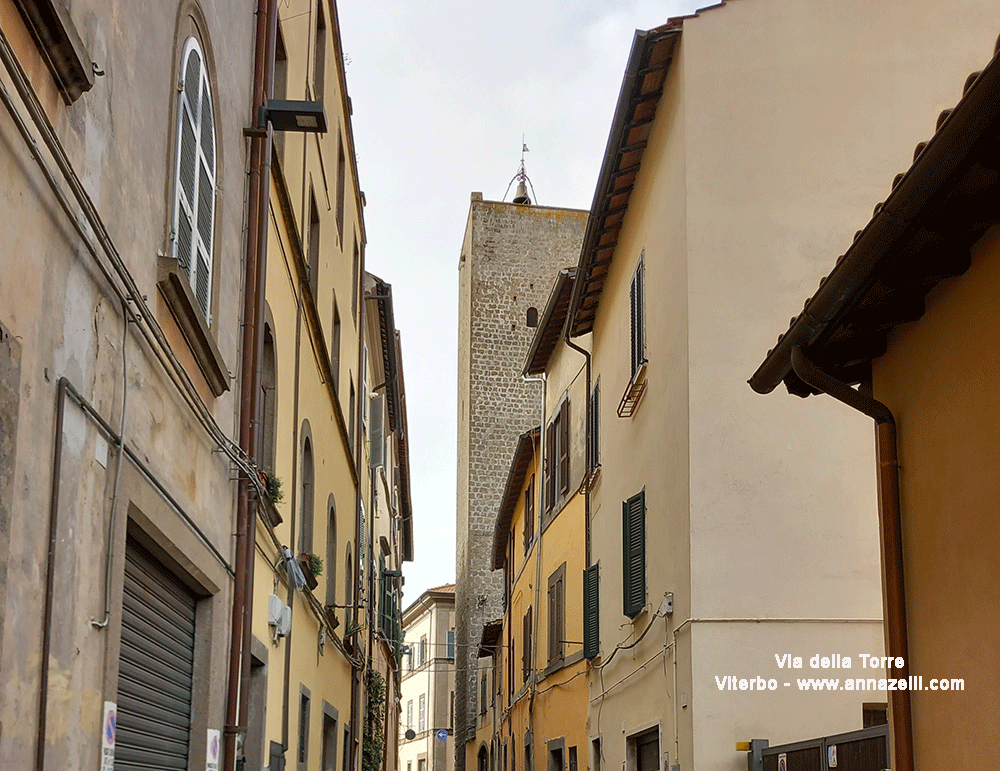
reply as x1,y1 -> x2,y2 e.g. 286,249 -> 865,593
436,729 -> 449,742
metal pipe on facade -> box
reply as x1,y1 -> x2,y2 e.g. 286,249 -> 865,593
224,0 -> 274,767
562,331 -> 591,567
789,346 -> 913,771
238,0 -> 279,744
36,377 -> 68,771
349,239 -> 368,771
522,370 -> 546,759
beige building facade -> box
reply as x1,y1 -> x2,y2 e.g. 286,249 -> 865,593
0,0 -> 255,768
565,4 -> 1000,771
751,37 -> 1000,770
400,585 -> 456,771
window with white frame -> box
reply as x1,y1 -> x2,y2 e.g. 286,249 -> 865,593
171,37 -> 217,320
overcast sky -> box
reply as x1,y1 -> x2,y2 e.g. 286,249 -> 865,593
337,1 -> 706,604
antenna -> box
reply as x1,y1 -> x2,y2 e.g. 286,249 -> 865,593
502,135 -> 536,205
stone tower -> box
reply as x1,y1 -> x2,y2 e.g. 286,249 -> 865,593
455,192 -> 587,769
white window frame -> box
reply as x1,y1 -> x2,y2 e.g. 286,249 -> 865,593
171,36 -> 217,322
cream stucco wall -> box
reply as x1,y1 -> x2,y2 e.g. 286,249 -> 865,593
872,225 -> 1000,767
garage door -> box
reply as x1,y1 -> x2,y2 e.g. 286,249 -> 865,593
115,537 -> 197,770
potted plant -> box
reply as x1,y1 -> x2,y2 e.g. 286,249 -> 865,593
265,471 -> 284,504
299,552 -> 322,591
260,471 -> 284,526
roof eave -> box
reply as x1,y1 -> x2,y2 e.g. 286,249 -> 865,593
567,26 -> 681,338
523,270 -> 576,376
749,50 -> 1000,396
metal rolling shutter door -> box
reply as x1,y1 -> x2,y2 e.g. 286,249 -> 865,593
115,538 -> 197,770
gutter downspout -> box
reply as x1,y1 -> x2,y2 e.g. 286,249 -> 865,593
350,247 -> 368,771
790,346 -> 913,771
561,331 -> 591,567
238,0 -> 278,746
224,0 -> 274,767
522,372 -> 545,759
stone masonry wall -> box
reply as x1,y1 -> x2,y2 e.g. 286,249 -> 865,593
455,196 -> 587,770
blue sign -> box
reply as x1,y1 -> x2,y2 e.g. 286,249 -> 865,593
436,729 -> 449,742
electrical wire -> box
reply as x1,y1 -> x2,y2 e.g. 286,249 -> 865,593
0,26 -> 266,502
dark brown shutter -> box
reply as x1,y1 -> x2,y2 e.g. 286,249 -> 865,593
521,613 -> 528,680
589,384 -> 600,472
523,475 -> 534,552
545,423 -> 556,510
583,565 -> 599,659
559,400 -> 570,494
555,575 -> 564,662
547,584 -> 554,663
622,491 -> 646,618
630,259 -> 644,377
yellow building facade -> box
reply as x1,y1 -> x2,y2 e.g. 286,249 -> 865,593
245,2 -> 410,770
472,269 -> 591,771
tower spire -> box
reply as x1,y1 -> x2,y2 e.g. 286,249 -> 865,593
506,135 -> 535,205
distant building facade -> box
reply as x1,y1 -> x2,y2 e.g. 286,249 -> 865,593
400,585 -> 457,771
455,193 -> 587,769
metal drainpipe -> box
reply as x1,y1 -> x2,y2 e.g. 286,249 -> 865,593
281,294 -> 304,753
350,246 -> 368,771
36,378 -> 68,771
224,0 -> 273,766
238,0 -> 279,746
790,346 -> 913,771
561,331 -> 591,567
522,371 -> 545,758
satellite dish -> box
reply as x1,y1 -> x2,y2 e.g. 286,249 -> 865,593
405,729 -> 416,741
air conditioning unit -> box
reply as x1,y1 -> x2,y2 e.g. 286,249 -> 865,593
268,594 -> 291,637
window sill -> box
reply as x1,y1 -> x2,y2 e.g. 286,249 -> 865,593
157,255 -> 230,397
539,649 -> 585,682
617,362 -> 647,418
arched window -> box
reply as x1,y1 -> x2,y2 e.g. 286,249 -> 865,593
299,432 -> 314,555
478,745 -> 489,771
325,495 -> 337,610
261,322 -> 277,474
526,307 -> 538,328
172,37 -> 217,318
344,542 -> 353,610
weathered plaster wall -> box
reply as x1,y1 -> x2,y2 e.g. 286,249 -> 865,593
0,0 -> 254,766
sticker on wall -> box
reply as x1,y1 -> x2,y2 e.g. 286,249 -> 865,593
777,754 -> 787,771
827,744 -> 837,768
437,729 -> 449,741
206,728 -> 221,771
101,701 -> 116,771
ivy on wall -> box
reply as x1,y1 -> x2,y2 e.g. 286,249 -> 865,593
362,669 -> 387,771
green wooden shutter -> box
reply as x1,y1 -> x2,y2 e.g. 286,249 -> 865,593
622,491 -> 646,618
583,564 -> 599,659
